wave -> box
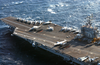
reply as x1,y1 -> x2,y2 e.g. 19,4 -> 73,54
55,3 -> 69,7
50,4 -> 55,8
58,3 -> 64,7
11,10 -> 19,13
0,12 -> 4,15
0,25 -> 10,29
12,1 -> 24,5
47,8 -> 56,14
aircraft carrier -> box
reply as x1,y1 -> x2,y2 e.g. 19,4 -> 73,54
1,16 -> 100,65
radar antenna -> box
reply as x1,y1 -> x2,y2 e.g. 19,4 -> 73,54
86,14 -> 93,26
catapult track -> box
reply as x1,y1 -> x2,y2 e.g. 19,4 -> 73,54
1,17 -> 100,65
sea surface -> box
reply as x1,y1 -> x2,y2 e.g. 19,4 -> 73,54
0,0 -> 100,65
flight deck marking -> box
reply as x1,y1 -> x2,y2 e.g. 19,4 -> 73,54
16,29 -> 64,42
25,29 -> 28,31
14,32 -> 17,34
72,48 -> 100,56
16,27 -> 18,29
53,36 -> 56,38
41,33 -> 64,40
43,40 -> 45,42
14,30 -> 56,45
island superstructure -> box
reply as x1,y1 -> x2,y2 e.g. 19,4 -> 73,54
1,15 -> 100,65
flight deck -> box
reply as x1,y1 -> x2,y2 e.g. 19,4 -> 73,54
1,17 -> 100,65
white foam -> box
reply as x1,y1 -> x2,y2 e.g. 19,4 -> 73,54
36,16 -> 41,19
55,3 -> 69,7
66,4 -> 69,6
50,5 -> 55,8
69,15 -> 72,17
11,10 -> 19,13
4,4 -> 7,6
2,7 -> 4,9
47,8 -> 53,12
23,14 -> 25,15
20,1 -> 24,4
0,25 -> 10,29
55,4 -> 60,7
58,3 -> 64,7
12,1 -> 24,5
0,12 -> 4,15
25,16 -> 32,20
47,8 -> 56,14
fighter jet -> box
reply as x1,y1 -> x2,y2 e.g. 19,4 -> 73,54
60,26 -> 67,32
26,20 -> 32,24
98,63 -> 100,65
47,25 -> 54,31
64,27 -> 72,32
54,40 -> 67,46
30,21 -> 34,24
16,18 -> 20,21
70,27 -> 77,32
36,21 -> 43,25
29,25 -> 41,31
74,30 -> 81,34
20,18 -> 25,22
43,21 -> 52,25
88,56 -> 99,62
39,21 -> 43,24
78,56 -> 88,61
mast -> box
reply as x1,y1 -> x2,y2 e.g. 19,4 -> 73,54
86,14 -> 93,27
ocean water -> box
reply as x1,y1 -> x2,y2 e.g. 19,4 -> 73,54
0,0 -> 100,65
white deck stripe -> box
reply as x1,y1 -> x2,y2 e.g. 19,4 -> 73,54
14,31 -> 56,44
